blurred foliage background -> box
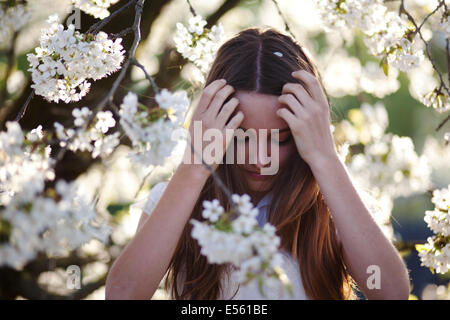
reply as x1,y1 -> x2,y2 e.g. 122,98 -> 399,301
0,0 -> 449,299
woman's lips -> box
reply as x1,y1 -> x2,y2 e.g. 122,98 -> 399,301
244,169 -> 270,180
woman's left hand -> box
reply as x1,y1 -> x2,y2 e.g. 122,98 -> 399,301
276,69 -> 338,167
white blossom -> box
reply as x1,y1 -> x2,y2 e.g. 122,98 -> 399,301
155,88 -> 190,126
420,88 -> 450,113
174,15 -> 224,75
349,133 -> 431,198
202,199 -> 224,222
190,193 -> 293,298
187,15 -> 207,35
0,121 -> 111,270
424,185 -> 450,237
317,0 -> 425,72
27,15 -> 125,103
232,215 -> 258,234
418,238 -> 450,274
95,111 -> 116,133
319,50 -> 400,98
335,103 -> 431,199
0,3 -> 31,46
360,61 -> 400,98
72,0 -> 120,19
333,101 -> 434,241
118,90 -> 189,166
53,107 -> 120,159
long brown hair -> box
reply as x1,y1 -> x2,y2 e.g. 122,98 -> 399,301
163,27 -> 356,300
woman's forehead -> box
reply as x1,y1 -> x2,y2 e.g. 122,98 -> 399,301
234,90 -> 288,131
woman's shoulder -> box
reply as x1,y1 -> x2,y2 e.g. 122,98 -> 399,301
129,180 -> 169,217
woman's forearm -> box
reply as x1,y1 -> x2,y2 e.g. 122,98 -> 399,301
308,154 -> 410,300
105,163 -> 210,299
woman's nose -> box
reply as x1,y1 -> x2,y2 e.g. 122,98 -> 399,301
251,140 -> 271,169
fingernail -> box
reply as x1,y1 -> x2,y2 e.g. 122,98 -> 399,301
221,79 -> 227,83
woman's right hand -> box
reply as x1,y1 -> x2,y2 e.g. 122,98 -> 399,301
182,79 -> 244,175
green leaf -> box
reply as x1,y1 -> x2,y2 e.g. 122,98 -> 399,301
257,275 -> 265,297
286,282 -> 294,297
415,243 -> 428,253
382,61 -> 389,76
0,218 -> 12,244
379,56 -> 389,76
107,203 -> 130,216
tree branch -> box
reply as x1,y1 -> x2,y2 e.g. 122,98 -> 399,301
400,0 -> 450,131
87,0 -> 137,35
54,0 -> 146,163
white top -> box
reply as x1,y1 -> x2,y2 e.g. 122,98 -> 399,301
130,181 -> 308,300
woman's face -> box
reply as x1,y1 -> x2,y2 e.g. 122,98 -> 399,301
232,90 -> 297,194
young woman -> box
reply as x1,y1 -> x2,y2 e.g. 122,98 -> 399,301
105,27 -> 410,300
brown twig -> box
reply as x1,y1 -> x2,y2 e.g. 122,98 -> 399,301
130,58 -> 160,95
87,0 -> 137,35
14,90 -> 34,122
271,0 -> 296,40
185,0 -> 197,16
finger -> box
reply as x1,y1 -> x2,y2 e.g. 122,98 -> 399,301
282,82 -> 314,109
216,97 -> 239,128
276,108 -> 297,130
197,79 -> 227,113
278,94 -> 305,118
207,85 -> 235,117
291,70 -> 327,106
225,110 -> 244,131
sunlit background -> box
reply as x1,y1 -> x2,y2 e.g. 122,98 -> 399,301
0,0 -> 449,300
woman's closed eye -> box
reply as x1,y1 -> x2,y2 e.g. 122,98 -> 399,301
272,136 -> 293,145
280,137 -> 293,145
234,135 -> 293,145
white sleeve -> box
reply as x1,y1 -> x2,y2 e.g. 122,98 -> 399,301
129,181 -> 169,217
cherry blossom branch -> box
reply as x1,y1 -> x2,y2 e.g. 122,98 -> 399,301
399,0 -> 450,130
185,0 -> 197,16
437,113 -> 450,131
55,0 -> 146,162
86,0 -> 137,35
130,58 -> 160,95
400,0 -> 449,95
431,1 -> 450,132
14,0 -> 138,124
133,167 -> 156,199
271,0 -> 296,40
111,26 -> 134,39
447,37 -> 450,87
14,89 -> 34,122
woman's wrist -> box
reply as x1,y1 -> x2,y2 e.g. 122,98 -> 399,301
176,162 -> 211,183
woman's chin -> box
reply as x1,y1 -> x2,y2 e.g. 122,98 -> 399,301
246,179 -> 272,193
